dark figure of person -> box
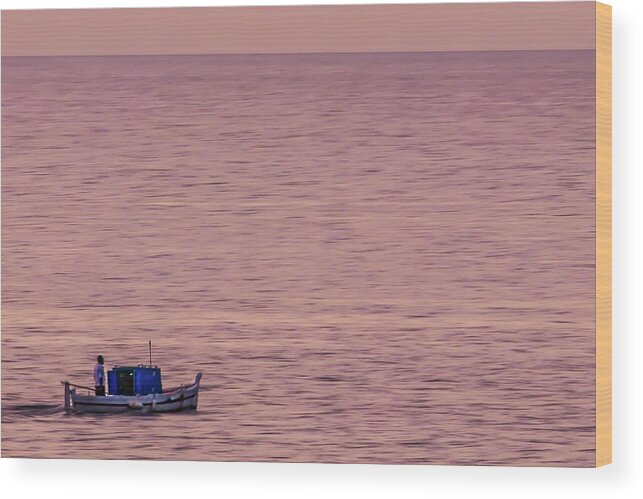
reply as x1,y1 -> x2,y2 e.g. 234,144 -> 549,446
94,355 -> 106,396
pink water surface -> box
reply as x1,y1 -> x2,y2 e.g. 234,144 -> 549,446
2,51 -> 596,465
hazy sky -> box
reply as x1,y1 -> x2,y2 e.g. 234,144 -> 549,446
1,3 -> 596,56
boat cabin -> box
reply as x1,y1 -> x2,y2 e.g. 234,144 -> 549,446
107,366 -> 162,396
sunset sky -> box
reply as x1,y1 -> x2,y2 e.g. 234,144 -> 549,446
2,2 -> 596,56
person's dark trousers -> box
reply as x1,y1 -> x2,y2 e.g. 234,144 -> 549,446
95,385 -> 106,396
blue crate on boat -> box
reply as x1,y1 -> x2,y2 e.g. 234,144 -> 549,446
108,366 -> 162,395
107,370 -> 119,394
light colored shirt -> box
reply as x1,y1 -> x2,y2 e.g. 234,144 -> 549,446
94,363 -> 105,386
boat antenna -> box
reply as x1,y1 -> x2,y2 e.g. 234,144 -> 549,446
149,340 -> 152,366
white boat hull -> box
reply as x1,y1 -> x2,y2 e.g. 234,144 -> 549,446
64,374 -> 202,414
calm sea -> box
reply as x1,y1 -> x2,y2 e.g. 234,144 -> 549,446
1,51 -> 596,465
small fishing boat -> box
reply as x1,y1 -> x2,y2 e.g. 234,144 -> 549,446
63,371 -> 202,414
62,344 -> 202,414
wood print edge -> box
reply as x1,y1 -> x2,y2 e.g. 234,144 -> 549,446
595,0 -> 612,468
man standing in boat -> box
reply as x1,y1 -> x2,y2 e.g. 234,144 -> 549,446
94,355 -> 106,396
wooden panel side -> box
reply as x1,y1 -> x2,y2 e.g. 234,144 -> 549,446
595,1 -> 612,468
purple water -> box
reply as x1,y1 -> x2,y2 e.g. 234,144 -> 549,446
2,51 -> 596,465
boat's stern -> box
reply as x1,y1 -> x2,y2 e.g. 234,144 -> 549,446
63,381 -> 76,413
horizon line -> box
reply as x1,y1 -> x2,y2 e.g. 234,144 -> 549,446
1,47 -> 596,59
